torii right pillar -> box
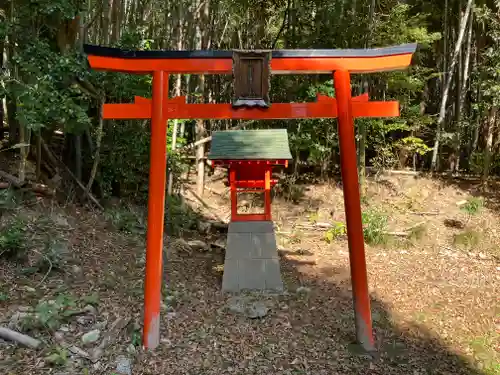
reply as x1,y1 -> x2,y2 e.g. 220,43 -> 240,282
335,70 -> 374,352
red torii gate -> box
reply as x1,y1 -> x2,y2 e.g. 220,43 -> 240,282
84,43 -> 416,352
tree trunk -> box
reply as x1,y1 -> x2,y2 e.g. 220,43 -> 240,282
75,135 -> 82,181
102,0 -> 112,45
431,0 -> 473,171
167,5 -> 184,196
0,36 -> 4,142
195,0 -> 208,197
110,0 -> 120,44
358,0 -> 376,193
483,107 -> 497,182
453,8 -> 474,173
18,126 -> 30,183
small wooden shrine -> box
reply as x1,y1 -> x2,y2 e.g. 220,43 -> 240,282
209,129 -> 292,292
209,129 -> 291,221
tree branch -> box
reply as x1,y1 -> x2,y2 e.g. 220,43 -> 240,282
271,0 -> 291,49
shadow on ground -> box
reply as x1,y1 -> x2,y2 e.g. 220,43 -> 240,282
0,191 -> 487,374
146,202 -> 487,374
435,175 -> 500,213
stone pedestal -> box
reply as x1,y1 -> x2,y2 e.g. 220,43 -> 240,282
222,221 -> 283,292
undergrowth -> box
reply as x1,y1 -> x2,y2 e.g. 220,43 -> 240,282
0,212 -> 69,278
453,228 -> 481,249
0,217 -> 27,260
362,208 -> 389,246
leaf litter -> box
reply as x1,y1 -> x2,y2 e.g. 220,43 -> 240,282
0,174 -> 498,374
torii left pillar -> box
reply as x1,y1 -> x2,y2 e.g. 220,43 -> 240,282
143,71 -> 168,349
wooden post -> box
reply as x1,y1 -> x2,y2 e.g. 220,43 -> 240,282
143,71 -> 168,350
264,167 -> 272,221
229,168 -> 237,220
334,70 -> 375,352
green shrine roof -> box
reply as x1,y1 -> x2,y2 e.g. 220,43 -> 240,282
208,129 -> 292,160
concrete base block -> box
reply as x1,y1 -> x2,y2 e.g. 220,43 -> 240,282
222,221 -> 283,292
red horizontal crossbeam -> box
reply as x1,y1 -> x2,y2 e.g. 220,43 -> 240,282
235,180 -> 278,188
87,53 -> 414,74
231,213 -> 269,222
102,94 -> 398,120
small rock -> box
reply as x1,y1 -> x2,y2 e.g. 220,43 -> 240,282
54,331 -> 65,343
59,325 -> 70,332
68,345 -> 91,359
92,362 -> 102,371
296,286 -> 311,294
212,238 -> 226,249
245,302 -> 268,319
81,329 -> 100,345
187,239 -> 209,251
197,221 -> 212,234
53,215 -> 70,227
227,296 -> 269,319
127,343 -> 136,354
71,265 -> 83,275
478,252 -> 488,260
22,286 -> 36,293
165,295 -> 176,304
115,355 -> 132,375
93,320 -> 108,330
160,338 -> 173,347
227,296 -> 246,315
76,316 -> 93,325
83,305 -> 97,315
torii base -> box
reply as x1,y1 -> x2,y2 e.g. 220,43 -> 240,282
222,221 -> 283,293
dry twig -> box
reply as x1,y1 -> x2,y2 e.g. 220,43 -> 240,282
0,327 -> 41,349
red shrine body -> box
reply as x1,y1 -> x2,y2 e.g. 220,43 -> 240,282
211,159 -> 288,222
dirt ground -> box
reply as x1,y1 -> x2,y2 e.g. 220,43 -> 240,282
0,172 -> 498,375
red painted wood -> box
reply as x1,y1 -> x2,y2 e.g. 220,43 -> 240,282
102,99 -> 399,120
334,70 -> 374,351
87,52 -> 414,74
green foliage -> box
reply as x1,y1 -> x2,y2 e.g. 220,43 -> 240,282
81,292 -> 100,306
362,208 -> 389,246
469,334 -> 500,374
394,136 -> 431,156
23,294 -> 78,332
461,197 -> 484,216
373,3 -> 441,47
288,230 -> 302,245
274,175 -> 306,203
45,346 -> 69,367
324,222 -> 347,243
105,206 -> 144,233
5,40 -> 92,133
453,228 -> 481,249
165,195 -> 199,236
0,218 -> 27,260
98,118 -> 188,201
0,189 -> 19,211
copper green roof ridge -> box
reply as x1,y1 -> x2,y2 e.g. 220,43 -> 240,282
208,129 -> 292,160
